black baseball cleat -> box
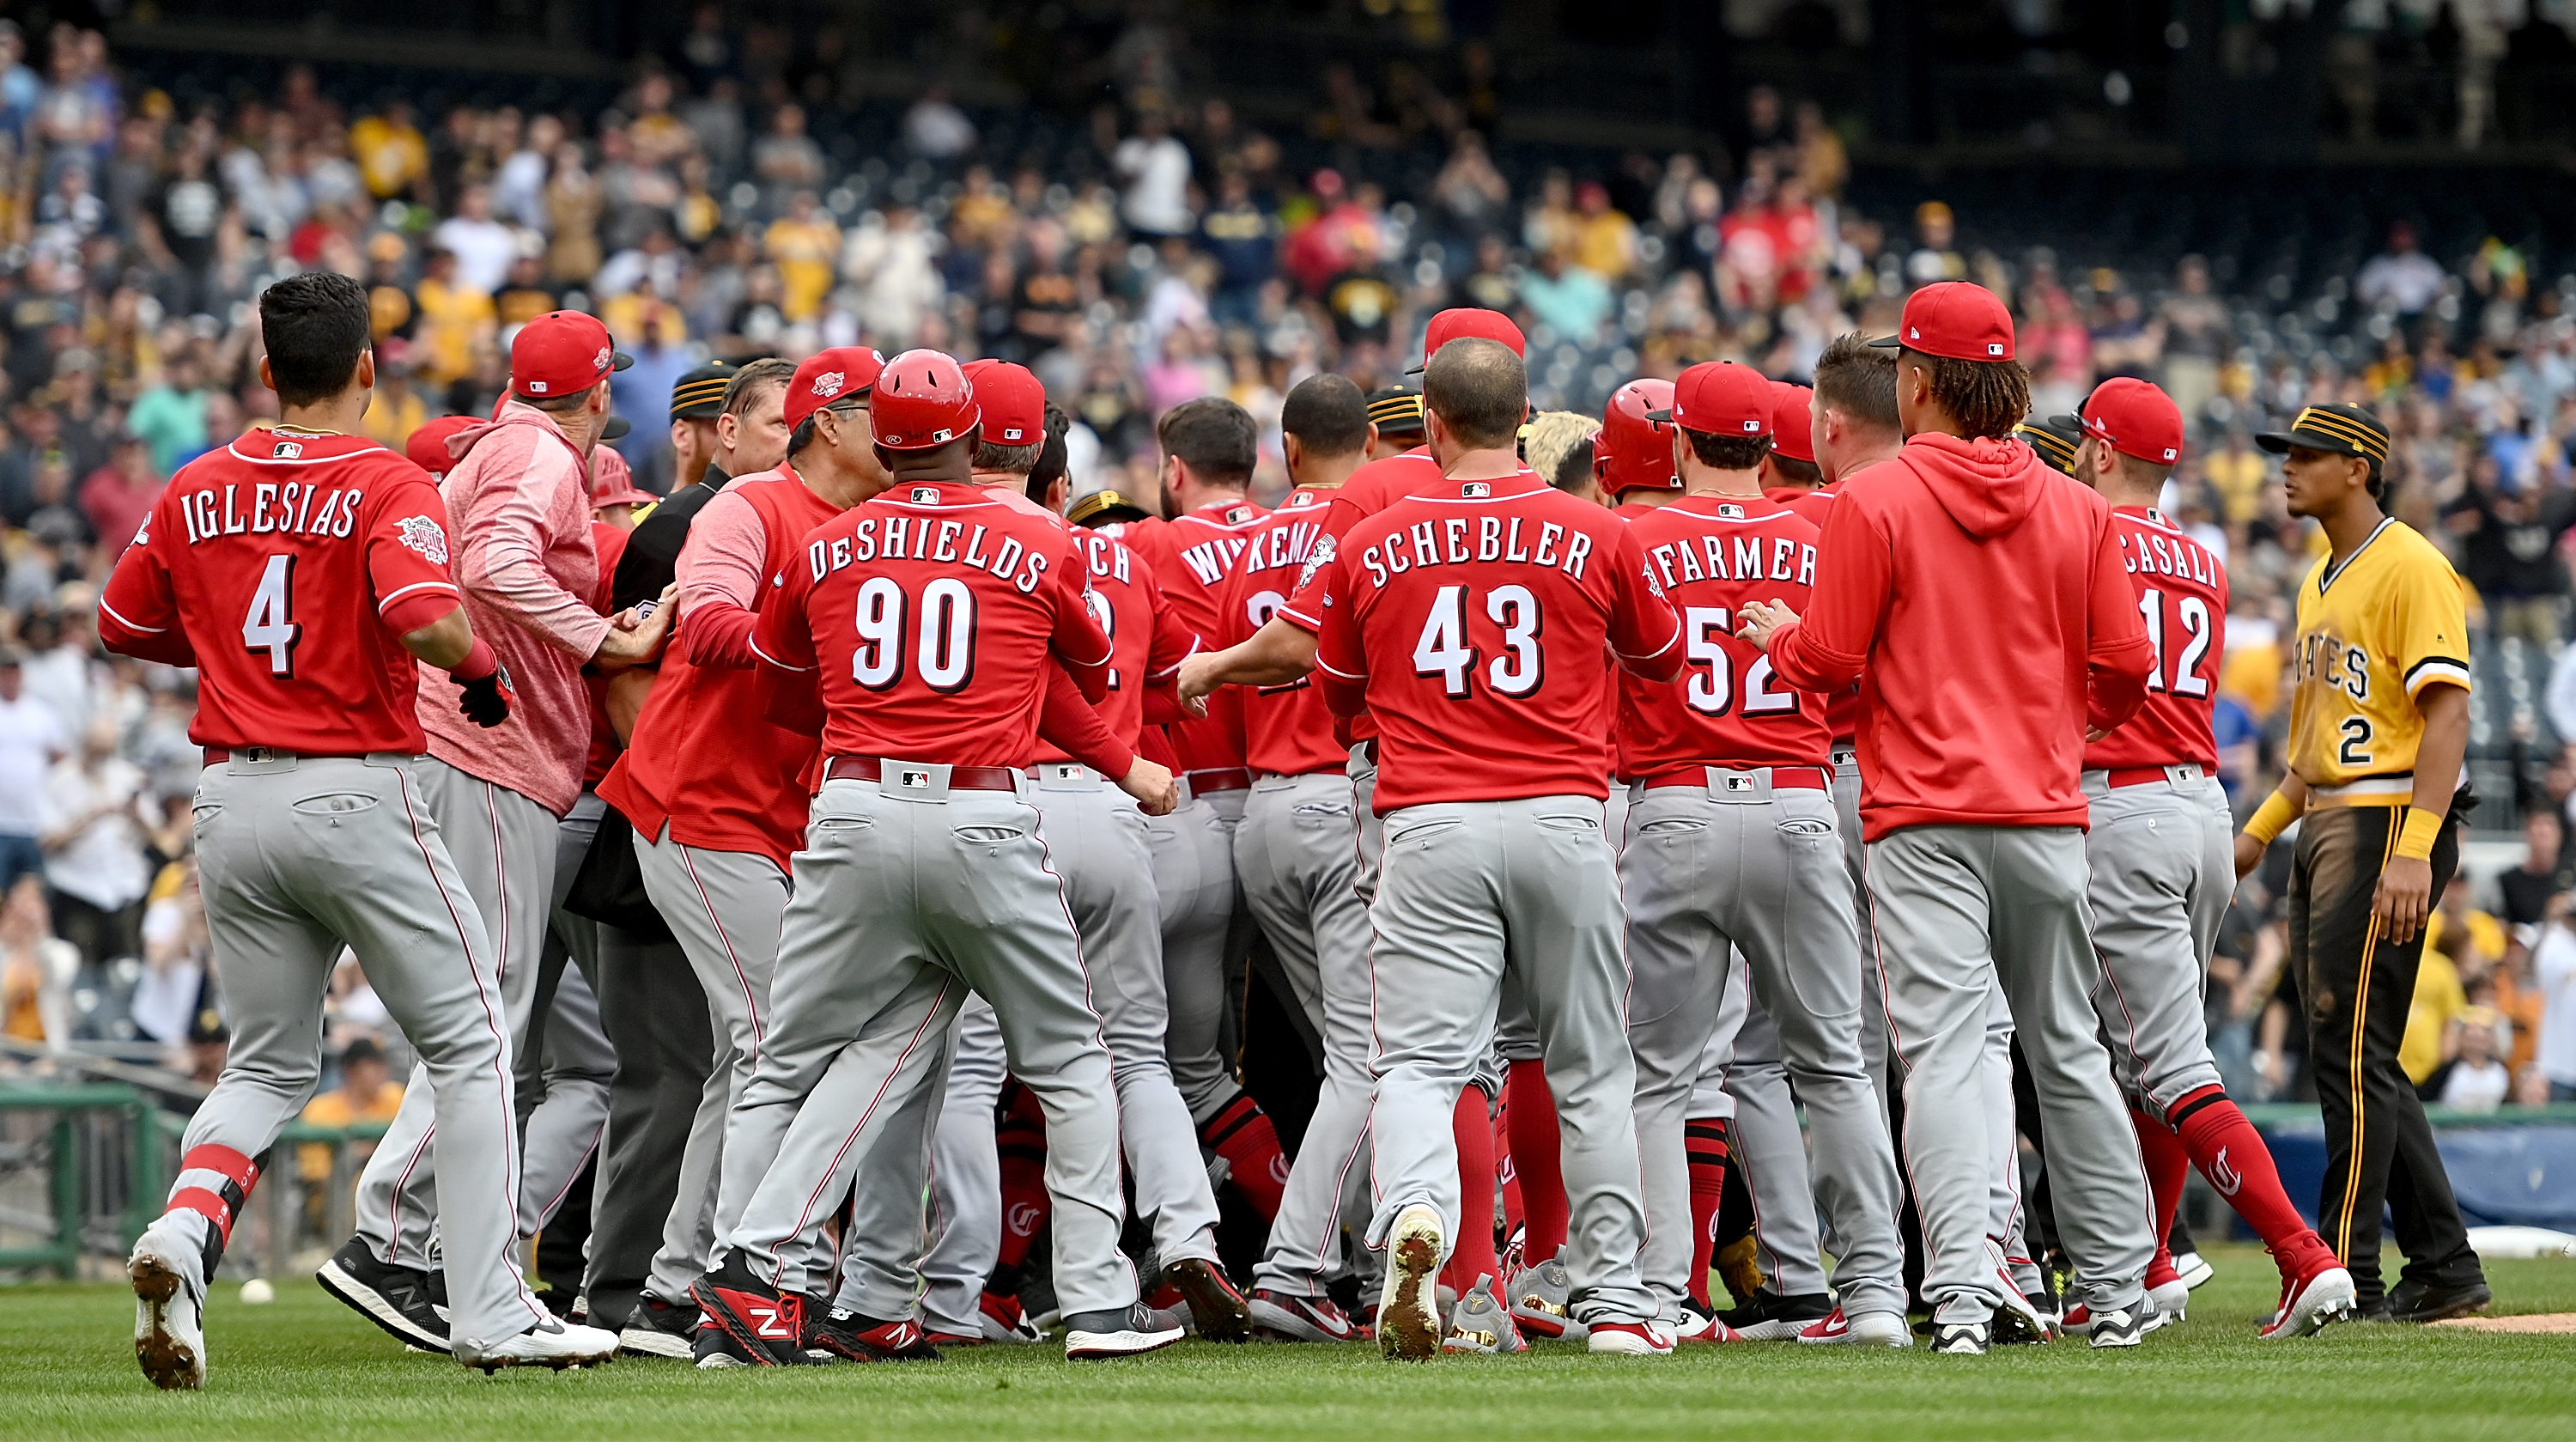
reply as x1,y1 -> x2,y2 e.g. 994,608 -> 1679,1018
1064,1302 -> 1186,1360
1715,1288 -> 1833,1342
688,1255 -> 817,1366
1929,1318 -> 1990,1355
1163,1257 -> 1252,1343
808,1308 -> 942,1362
2390,1276 -> 2493,1324
617,1292 -> 702,1359
317,1237 -> 450,1352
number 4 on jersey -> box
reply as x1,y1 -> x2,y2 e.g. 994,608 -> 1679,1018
243,554 -> 301,676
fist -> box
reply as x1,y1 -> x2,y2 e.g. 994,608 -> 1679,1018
456,663 -> 514,729
1120,758 -> 1182,817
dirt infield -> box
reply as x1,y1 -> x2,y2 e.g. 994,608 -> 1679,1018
2425,1312 -> 2576,1334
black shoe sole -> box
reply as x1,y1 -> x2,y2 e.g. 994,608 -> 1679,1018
1167,1259 -> 1252,1344
317,1257 -> 450,1353
687,1280 -> 802,1367
2392,1284 -> 2493,1324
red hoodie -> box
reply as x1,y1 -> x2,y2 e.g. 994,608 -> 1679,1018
1766,433 -> 2152,841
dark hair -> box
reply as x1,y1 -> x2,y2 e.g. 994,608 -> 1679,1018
1813,332 -> 1899,433
1157,396 -> 1256,487
1914,353 -> 2032,441
1026,404 -> 1072,504
258,272 -> 374,407
972,437 -> 1042,473
724,356 -> 795,417
1281,373 -> 1370,458
1684,430 -> 1774,471
1551,435 -> 1595,493
1767,453 -> 1823,486
1422,338 -> 1526,449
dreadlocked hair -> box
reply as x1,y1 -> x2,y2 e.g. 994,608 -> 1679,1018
1918,354 -> 2032,441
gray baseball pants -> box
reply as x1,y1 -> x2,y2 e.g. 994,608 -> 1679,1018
1864,824 -> 2154,1323
1367,795 -> 1654,1325
920,995 -> 1006,1336
1238,770 -> 1376,1296
635,827 -> 793,1303
1149,784 -> 1245,1123
1722,998 -> 1827,1297
355,756 -> 556,1273
1622,771 -> 1905,1319
518,792 -> 612,1238
189,753 -> 544,1343
2082,768 -> 2232,1114
713,774 -> 1135,1316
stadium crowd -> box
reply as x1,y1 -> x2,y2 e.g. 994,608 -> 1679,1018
0,13 -> 2572,1161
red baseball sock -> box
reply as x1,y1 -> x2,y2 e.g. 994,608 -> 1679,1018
1200,1092 -> 1287,1222
2130,1108 -> 2187,1286
1685,1117 -> 1731,1311
167,1144 -> 261,1269
1496,1096 -> 1525,1245
2169,1086 -> 2334,1273
1504,1060 -> 1567,1262
1443,1086 -> 1500,1293
993,1081 -> 1051,1275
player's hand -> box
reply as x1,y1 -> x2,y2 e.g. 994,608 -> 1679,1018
596,584 -> 678,667
2372,855 -> 2434,946
2085,727 -> 2109,743
1176,651 -> 1224,709
1119,758 -> 1182,817
456,660 -> 514,728
2233,831 -> 2267,880
1735,599 -> 1798,650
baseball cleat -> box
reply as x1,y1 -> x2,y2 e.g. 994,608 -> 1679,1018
1796,1307 -> 1911,1348
1986,1242 -> 2058,1343
2083,1303 -> 2159,1348
1586,1319 -> 1674,1356
2389,1276 -> 2492,1325
130,1216 -> 208,1390
1062,1302 -> 1185,1360
927,1331 -> 981,1348
978,1290 -> 1044,1342
2260,1263 -> 2358,1340
317,1237 -> 450,1352
1669,1299 -> 1744,1345
2063,1297 -> 2175,1341
616,1292 -> 700,1358
1717,1288 -> 1833,1342
1507,1251 -> 1589,1342
1379,1204 -> 1445,1361
2148,1277 -> 2191,1323
1249,1289 -> 1358,1343
1929,1318 -> 1990,1355
2172,1250 -> 2215,1291
1163,1256 -> 1252,1343
688,1255 -> 817,1366
808,1308 -> 940,1362
694,1321 -> 750,1368
452,1317 -> 620,1372
1442,1275 -> 1527,1354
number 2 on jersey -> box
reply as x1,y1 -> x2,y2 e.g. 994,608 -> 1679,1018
1683,605 -> 1795,717
243,554 -> 301,676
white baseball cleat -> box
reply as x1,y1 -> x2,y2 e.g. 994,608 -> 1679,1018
130,1215 -> 209,1390
1796,1307 -> 1911,1348
2172,1250 -> 2215,1291
1379,1204 -> 1445,1361
1586,1319 -> 1675,1356
452,1317 -> 620,1372
2148,1277 -> 2191,1323
2260,1264 -> 2358,1341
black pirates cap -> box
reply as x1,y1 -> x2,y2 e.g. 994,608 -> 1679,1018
2014,412 -> 2087,477
1066,489 -> 1151,528
2256,402 -> 2390,465
1366,386 -> 1425,438
669,361 -> 738,421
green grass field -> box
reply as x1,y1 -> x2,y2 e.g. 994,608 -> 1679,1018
7,1244 -> 2575,1440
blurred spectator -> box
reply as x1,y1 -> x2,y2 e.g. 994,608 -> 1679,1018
1568,180 -> 1636,283
2160,257 -> 2228,426
77,434 -> 159,554
0,652 -> 64,898
1430,131 -> 1510,245
0,876 -> 74,1051
2436,1007 -> 2512,1112
2541,895 -> 2576,1100
750,103 -> 825,203
1200,171 -> 1277,328
1520,248 -> 1611,343
762,189 -> 839,323
903,83 -> 977,161
2407,876 -> 2494,1086
431,181 -> 519,295
2356,221 -> 2447,319
298,1033 -> 402,1185
2443,470 -> 2576,644
349,101 -> 428,201
2499,810 -> 2570,926
127,356 -> 209,477
1115,108 -> 1194,240
361,339 -> 428,449
40,715 -> 149,965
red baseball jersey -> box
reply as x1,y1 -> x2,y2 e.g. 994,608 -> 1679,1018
98,431 -> 461,754
1116,496 -> 1267,774
1032,528 -> 1197,762
1617,494 -> 1830,778
2082,506 -> 2226,772
1311,469 -> 1681,813
1788,479 -> 1862,742
752,479 -> 1111,765
1219,486 -> 1347,776
1276,453 -> 1444,632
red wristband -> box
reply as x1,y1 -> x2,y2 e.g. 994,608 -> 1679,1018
450,637 -> 498,684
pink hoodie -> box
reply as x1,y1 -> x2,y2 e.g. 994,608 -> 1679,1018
414,402 -> 612,816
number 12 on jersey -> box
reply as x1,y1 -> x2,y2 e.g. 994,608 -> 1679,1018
2136,587 -> 2213,696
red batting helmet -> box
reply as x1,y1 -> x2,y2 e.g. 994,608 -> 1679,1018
870,350 -> 982,451
1594,378 -> 1678,496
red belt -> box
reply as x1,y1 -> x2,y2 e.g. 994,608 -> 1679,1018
204,747 -> 367,766
1186,767 -> 1252,794
823,756 -> 1019,792
2106,764 -> 2200,788
1642,765 -> 1832,792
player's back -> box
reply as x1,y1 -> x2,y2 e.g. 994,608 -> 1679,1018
1223,487 -> 1346,776
103,431 -> 458,755
2085,506 -> 2227,772
1619,495 -> 1829,778
756,478 -> 1107,768
1317,469 -> 1676,812
1034,526 -> 1188,757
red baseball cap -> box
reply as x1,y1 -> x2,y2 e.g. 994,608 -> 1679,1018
2081,376 -> 2185,466
961,359 -> 1047,446
589,445 -> 655,508
404,415 -> 479,477
1649,361 -> 1771,437
1408,307 -> 1527,374
1870,281 -> 2016,362
784,347 -> 886,433
509,311 -> 630,399
1770,382 -> 1816,462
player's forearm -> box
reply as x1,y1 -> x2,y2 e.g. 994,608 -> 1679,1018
1040,665 -> 1133,776
1212,618 -> 1320,689
399,605 -> 475,671
681,600 -> 762,669
2412,684 -> 2470,819
2085,645 -> 2154,732
471,554 -> 616,660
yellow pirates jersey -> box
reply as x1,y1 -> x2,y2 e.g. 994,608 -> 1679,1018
2287,517 -> 2471,799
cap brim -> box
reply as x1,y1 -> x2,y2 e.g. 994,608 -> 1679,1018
2252,432 -> 2295,454
1643,407 -> 1676,423
610,350 -> 635,372
1866,335 -> 1901,349
601,415 -> 632,441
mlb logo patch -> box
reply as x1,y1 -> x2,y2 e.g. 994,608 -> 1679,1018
1717,503 -> 1744,518
1000,426 -> 1024,441
930,429 -> 953,441
1461,482 -> 1491,498
526,380 -> 549,392
1227,505 -> 1256,524
910,486 -> 939,503
273,441 -> 303,459
2162,447 -> 2178,461
1723,775 -> 1755,792
1987,343 -> 2006,356
899,769 -> 932,788
1741,420 -> 1761,432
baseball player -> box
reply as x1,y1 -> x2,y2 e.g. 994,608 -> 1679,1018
665,360 -> 738,492
1741,282 -> 2160,1354
1307,337 -> 1681,1360
2235,402 -> 2490,1323
109,271 -> 617,1384
327,309 -> 671,1352
1619,361 -> 1909,1347
2064,378 -> 2358,1340
688,350 -> 1182,1365
1758,383 -> 1823,496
